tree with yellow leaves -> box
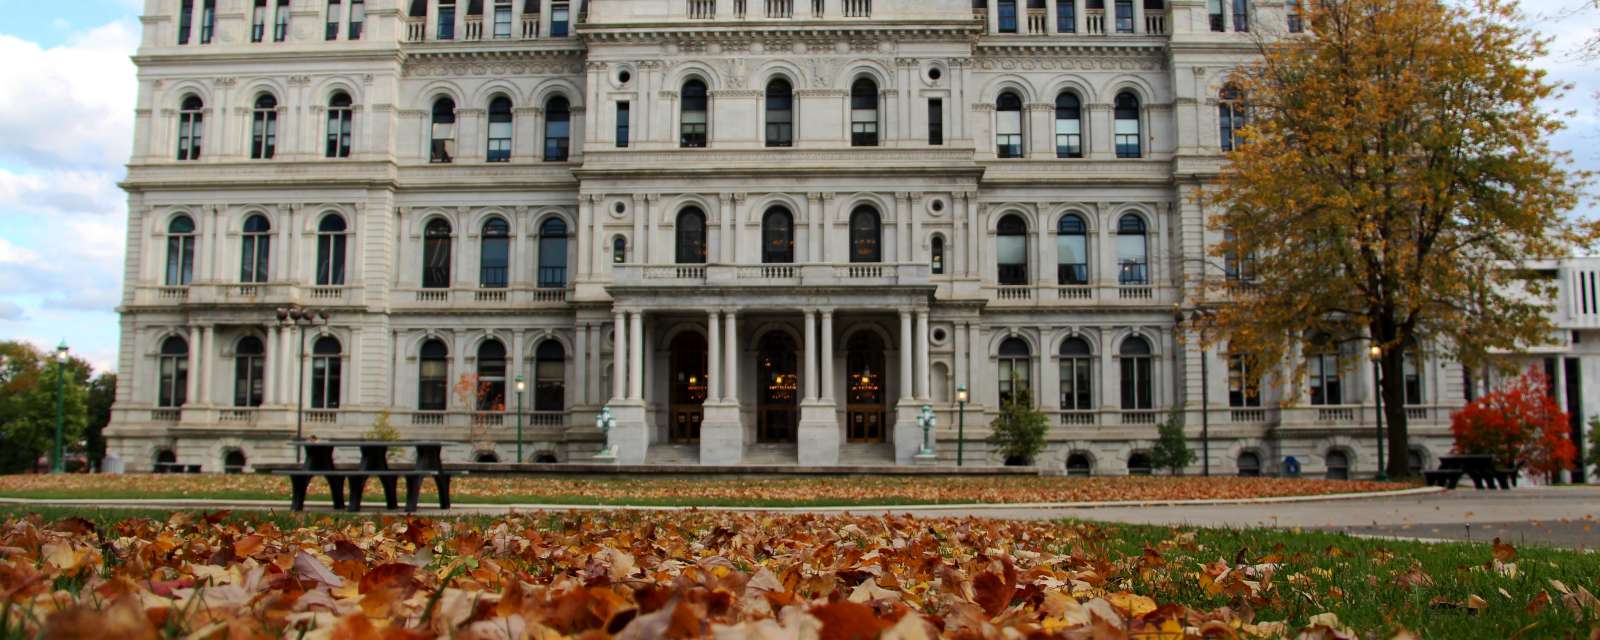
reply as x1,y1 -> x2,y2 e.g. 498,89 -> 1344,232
1208,0 -> 1595,479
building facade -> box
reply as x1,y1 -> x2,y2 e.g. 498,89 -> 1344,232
111,0 -> 1590,477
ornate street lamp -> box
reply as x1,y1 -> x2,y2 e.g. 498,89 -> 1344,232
1370,343 -> 1388,481
277,306 -> 330,461
514,375 -> 526,463
956,384 -> 968,467
594,406 -> 618,460
52,341 -> 69,474
916,404 -> 937,456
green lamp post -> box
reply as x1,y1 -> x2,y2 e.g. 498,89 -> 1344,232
514,375 -> 526,463
956,384 -> 968,467
52,341 -> 68,474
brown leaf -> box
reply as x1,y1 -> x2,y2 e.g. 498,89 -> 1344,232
1527,591 -> 1552,615
1492,539 -> 1517,563
811,600 -> 893,640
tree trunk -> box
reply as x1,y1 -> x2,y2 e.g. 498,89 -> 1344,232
1381,348 -> 1411,480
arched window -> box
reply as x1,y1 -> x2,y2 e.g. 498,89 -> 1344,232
1055,93 -> 1082,158
1060,337 -> 1093,411
1228,352 -> 1263,407
250,94 -> 278,160
326,92 -> 353,158
158,336 -> 189,407
430,97 -> 457,163
1119,336 -> 1153,410
1113,92 -> 1142,158
848,206 -> 882,263
534,340 -> 565,411
1057,214 -> 1089,285
1408,448 -> 1426,475
418,339 -> 448,411
422,218 -> 453,289
480,218 -> 510,288
1066,453 -> 1092,477
166,215 -> 197,286
316,214 -> 348,286
765,78 -> 794,148
1325,450 -> 1350,480
931,235 -> 945,275
1307,333 -> 1342,405
477,340 -> 507,411
850,78 -> 880,147
487,95 -> 513,162
311,336 -> 342,409
996,214 -> 1028,285
1116,214 -> 1149,285
680,80 -> 708,148
538,218 -> 568,288
613,236 -> 627,264
1237,451 -> 1262,477
676,208 -> 707,264
997,0 -> 1018,32
543,96 -> 570,161
223,449 -> 247,474
1128,452 -> 1153,476
998,338 -> 1031,407
233,336 -> 265,407
178,96 -> 204,161
995,92 -> 1024,158
240,214 -> 271,284
761,207 -> 794,264
1219,85 -> 1245,151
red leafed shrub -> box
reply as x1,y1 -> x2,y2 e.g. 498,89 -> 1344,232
1450,366 -> 1576,475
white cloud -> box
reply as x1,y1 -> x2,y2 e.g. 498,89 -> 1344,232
0,302 -> 24,321
0,20 -> 138,171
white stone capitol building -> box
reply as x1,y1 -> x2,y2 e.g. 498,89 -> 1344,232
110,0 -> 1475,476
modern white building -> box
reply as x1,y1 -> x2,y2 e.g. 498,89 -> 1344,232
107,0 -> 1595,477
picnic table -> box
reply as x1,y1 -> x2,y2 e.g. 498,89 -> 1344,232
273,440 -> 461,513
1426,454 -> 1514,490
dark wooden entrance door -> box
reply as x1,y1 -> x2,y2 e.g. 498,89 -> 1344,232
845,331 -> 886,443
669,332 -> 707,444
757,332 -> 799,443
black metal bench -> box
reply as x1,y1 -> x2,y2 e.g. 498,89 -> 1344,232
1423,469 -> 1464,488
1435,455 -> 1513,490
277,441 -> 460,513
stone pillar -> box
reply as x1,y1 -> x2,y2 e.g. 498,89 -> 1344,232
631,194 -> 645,264
187,325 -> 204,407
591,194 -> 607,278
589,325 -> 602,406
266,325 -> 281,405
899,310 -> 914,403
723,311 -> 739,403
798,308 -> 839,466
645,194 -> 659,263
577,196 -> 592,280
280,324 -> 295,407
916,310 -> 930,400
804,309 -> 819,401
707,309 -> 722,400
575,324 -> 589,406
612,311 -> 627,401
199,324 -> 214,405
807,192 -> 823,262
701,308 -> 743,464
718,193 -> 735,263
628,311 -> 643,400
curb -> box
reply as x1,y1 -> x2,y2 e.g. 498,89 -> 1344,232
0,486 -> 1442,514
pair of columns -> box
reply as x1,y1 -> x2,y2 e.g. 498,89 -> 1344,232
611,310 -> 645,401
899,310 -> 934,402
801,310 -> 836,401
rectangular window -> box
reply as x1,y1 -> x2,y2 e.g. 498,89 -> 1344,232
551,3 -> 570,37
1057,0 -> 1075,32
178,0 -> 194,44
1228,354 -> 1262,407
998,0 -> 1018,33
327,0 -> 341,40
1114,0 -> 1133,32
252,0 -> 268,42
274,0 -> 290,41
616,101 -> 630,148
928,98 -> 944,146
1285,0 -> 1302,32
494,0 -> 513,37
1308,354 -> 1342,405
349,0 -> 366,38
200,0 -> 215,43
1208,0 -> 1224,31
1232,0 -> 1248,31
438,1 -> 456,39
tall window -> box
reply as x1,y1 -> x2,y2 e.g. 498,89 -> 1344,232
1115,0 -> 1134,31
234,337 -> 266,407
252,0 -> 268,42
551,2 -> 570,36
177,96 -> 204,161
680,81 -> 708,148
1232,0 -> 1249,31
849,207 -> 881,263
158,336 -> 190,407
240,214 -> 271,284
1223,229 -> 1256,282
616,101 -> 630,148
437,0 -> 457,39
1218,85 -> 1245,151
179,0 -> 194,44
996,214 -> 1027,285
1119,336 -> 1154,410
316,214 -> 348,286
931,235 -> 945,275
422,218 -> 453,288
613,236 -> 627,264
430,97 -> 457,163
1057,214 -> 1089,285
928,98 -> 944,145
1228,352 -> 1262,407
1055,92 -> 1083,158
543,96 -> 570,161
1403,351 -> 1424,405
477,340 -> 507,411
166,215 -> 197,286
675,208 -> 707,264
493,0 -> 513,37
534,340 -> 565,411
349,0 -> 365,38
250,94 -> 278,160
995,92 -> 1024,158
1286,0 -> 1302,32
998,338 -> 1031,406
480,218 -> 510,288
1208,0 -> 1224,30
1114,92 -> 1142,158
200,0 -> 216,43
538,218 -> 568,287
486,96 -> 513,162
765,79 -> 794,147
1057,0 -> 1076,31
274,0 -> 290,41
1116,214 -> 1148,285
327,0 -> 342,39
311,337 -> 342,409
418,339 -> 448,411
1307,335 -> 1342,405
998,0 -> 1018,32
762,207 -> 795,264
1060,337 -> 1094,411
326,92 -> 353,158
850,78 -> 880,147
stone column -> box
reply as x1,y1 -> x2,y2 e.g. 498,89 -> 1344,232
266,325 -> 281,405
799,308 -> 840,466
631,194 -> 645,264
707,309 -> 722,400
718,193 -> 735,263
807,193 -> 823,263
899,311 -> 914,403
280,324 -> 295,407
199,325 -> 214,405
591,194 -> 607,278
821,311 -> 836,400
702,308 -> 743,464
645,194 -> 660,263
723,311 -> 738,404
804,309 -> 819,400
577,196 -> 593,280
916,310 -> 930,400
629,311 -> 643,400
575,324 -> 589,405
185,325 -> 203,407
589,325 -> 602,405
612,311 -> 627,401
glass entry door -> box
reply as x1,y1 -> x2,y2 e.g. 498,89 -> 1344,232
845,332 -> 886,443
669,332 -> 708,444
757,333 -> 799,443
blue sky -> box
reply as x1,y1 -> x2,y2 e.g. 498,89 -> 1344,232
0,0 -> 1595,375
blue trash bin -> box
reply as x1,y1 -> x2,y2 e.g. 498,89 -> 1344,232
1283,456 -> 1301,478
